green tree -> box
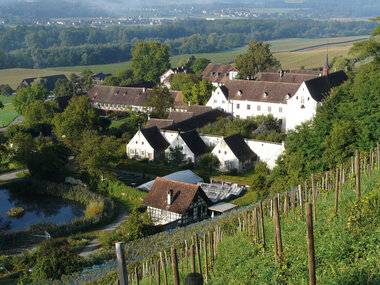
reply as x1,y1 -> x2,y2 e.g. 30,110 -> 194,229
182,79 -> 214,105
52,96 -> 99,140
53,78 -> 74,97
131,41 -> 170,83
75,130 -> 122,179
235,40 -> 280,79
31,77 -> 48,89
144,83 -> 174,119
199,153 -> 220,174
169,146 -> 185,164
23,100 -> 58,125
190,57 -> 211,74
80,69 -> 94,91
170,73 -> 198,91
8,132 -> 34,168
0,84 -> 13,96
13,85 -> 48,115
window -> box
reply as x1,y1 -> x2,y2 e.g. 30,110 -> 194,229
142,142 -> 144,145
307,97 -> 310,101
301,96 -> 305,104
214,100 -> 217,103
268,106 -> 272,112
257,105 -> 261,111
141,151 -> 145,155
247,104 -> 251,110
279,107 -> 282,113
296,96 -> 299,100
222,100 -> 225,104
218,150 -> 221,154
224,151 -> 227,155
130,149 -> 134,154
236,103 -> 240,109
236,115 -> 240,118
136,141 -> 138,144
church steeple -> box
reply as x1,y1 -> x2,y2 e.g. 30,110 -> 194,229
323,50 -> 329,76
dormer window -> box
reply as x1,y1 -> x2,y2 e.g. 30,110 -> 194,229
301,105 -> 305,109
123,92 -> 127,96
263,92 -> 268,98
285,93 -> 290,100
237,90 -> 242,96
114,91 -> 119,96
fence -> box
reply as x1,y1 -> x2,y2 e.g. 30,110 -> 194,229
56,144 -> 379,284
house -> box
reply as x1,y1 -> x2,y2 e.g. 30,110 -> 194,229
253,70 -> 319,84
206,71 -> 348,130
92,72 -> 112,85
167,111 -> 194,123
212,133 -> 258,173
160,67 -> 192,89
126,126 -> 169,161
137,170 -> 203,191
87,85 -> 185,114
143,177 -> 212,226
19,74 -> 67,91
145,118 -> 174,129
208,202 -> 238,217
164,129 -> 208,164
202,63 -> 239,86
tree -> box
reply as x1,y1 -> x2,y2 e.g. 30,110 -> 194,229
0,84 -> 13,96
80,69 -> 94,91
131,41 -> 170,83
235,40 -> 280,80
31,77 -> 48,89
23,100 -> 58,125
53,78 -> 74,97
182,79 -> 214,105
169,146 -> 185,164
144,83 -> 174,119
13,85 -> 48,114
75,130 -> 122,179
190,57 -> 211,74
52,96 -> 99,140
170,73 -> 198,91
199,153 -> 220,174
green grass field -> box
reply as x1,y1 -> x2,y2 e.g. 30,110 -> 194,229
0,35 -> 369,88
0,95 -> 19,128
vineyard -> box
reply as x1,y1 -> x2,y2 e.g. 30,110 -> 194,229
48,145 -> 380,284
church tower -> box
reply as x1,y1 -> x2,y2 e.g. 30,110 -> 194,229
323,51 -> 329,76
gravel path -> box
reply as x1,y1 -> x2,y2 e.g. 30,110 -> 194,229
0,115 -> 23,132
0,169 -> 27,182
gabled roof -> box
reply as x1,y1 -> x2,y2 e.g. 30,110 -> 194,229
252,122 -> 270,135
21,74 -> 67,91
145,119 -> 174,129
304,71 -> 348,102
186,105 -> 212,116
163,109 -> 230,132
167,111 -> 193,123
224,134 -> 257,162
254,72 -> 317,84
222,79 -> 299,104
143,177 -> 212,214
141,126 -> 170,152
56,95 -> 73,110
180,130 -> 207,156
92,72 -> 112,80
87,85 -> 184,109
202,63 -> 238,84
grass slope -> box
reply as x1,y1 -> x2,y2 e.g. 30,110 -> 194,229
0,95 -> 19,128
209,171 -> 380,284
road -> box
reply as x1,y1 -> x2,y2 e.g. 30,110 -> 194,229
0,115 -> 23,132
0,169 -> 27,182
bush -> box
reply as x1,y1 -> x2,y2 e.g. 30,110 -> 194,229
85,201 -> 105,217
7,207 -> 25,217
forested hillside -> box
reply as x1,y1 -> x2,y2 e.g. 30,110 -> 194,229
0,19 -> 375,68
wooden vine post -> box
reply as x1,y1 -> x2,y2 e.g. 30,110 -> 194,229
291,187 -> 296,220
355,149 -> 361,201
311,174 -> 317,222
195,234 -> 202,276
306,203 -> 316,285
160,252 -> 168,285
204,233 -> 208,282
335,168 -> 339,215
115,242 -> 128,285
259,200 -> 266,252
299,184 -> 304,218
190,244 -> 196,273
273,197 -> 283,259
171,248 -> 180,285
155,261 -> 161,285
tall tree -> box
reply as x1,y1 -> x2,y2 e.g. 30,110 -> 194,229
53,78 -> 74,97
182,80 -> 214,105
170,73 -> 198,91
235,40 -> 280,80
13,85 -> 48,115
52,96 -> 99,140
23,100 -> 58,125
145,83 -> 174,119
131,41 -> 170,83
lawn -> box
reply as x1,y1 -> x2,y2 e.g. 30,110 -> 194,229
0,95 -> 19,128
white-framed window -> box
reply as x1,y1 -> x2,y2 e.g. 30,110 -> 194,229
130,149 -> 134,154
224,151 -> 227,155
136,141 -> 138,144
268,106 -> 272,112
279,107 -> 282,113
247,104 -> 251,110
142,142 -> 144,145
222,100 -> 225,104
214,100 -> 217,103
257,105 -> 261,111
142,151 -> 145,155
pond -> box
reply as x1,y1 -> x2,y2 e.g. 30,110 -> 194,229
0,189 -> 85,232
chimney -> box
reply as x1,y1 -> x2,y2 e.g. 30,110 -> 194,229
188,101 -> 190,106
148,113 -> 150,120
138,123 -> 141,131
167,189 -> 174,205
323,51 -> 329,76
143,87 -> 146,93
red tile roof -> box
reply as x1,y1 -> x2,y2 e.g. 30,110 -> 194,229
201,63 -> 238,84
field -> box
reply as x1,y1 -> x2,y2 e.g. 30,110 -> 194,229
0,35 -> 369,89
0,95 -> 19,128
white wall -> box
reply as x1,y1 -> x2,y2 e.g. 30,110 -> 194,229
246,139 -> 285,169
200,134 -> 222,147
126,130 -> 156,160
206,86 -> 230,112
286,82 -> 318,130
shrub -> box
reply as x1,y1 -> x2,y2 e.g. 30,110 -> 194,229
85,201 -> 105,217
7,207 -> 25,217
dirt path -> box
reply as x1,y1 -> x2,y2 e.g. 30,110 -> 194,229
0,169 -> 27,182
0,115 -> 23,132
79,209 -> 129,258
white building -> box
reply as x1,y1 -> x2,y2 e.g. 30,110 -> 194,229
126,126 -> 169,161
206,71 -> 348,130
212,133 -> 258,173
160,67 -> 192,89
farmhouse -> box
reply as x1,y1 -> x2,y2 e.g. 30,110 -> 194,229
92,72 -> 112,85
164,129 -> 208,164
87,85 -> 184,114
126,126 -> 169,161
201,63 -> 239,86
19,74 -> 67,91
143,177 -> 212,226
212,133 -> 258,173
206,70 -> 348,130
160,67 -> 192,89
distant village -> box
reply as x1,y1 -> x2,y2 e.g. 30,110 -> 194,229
17,56 -> 347,227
